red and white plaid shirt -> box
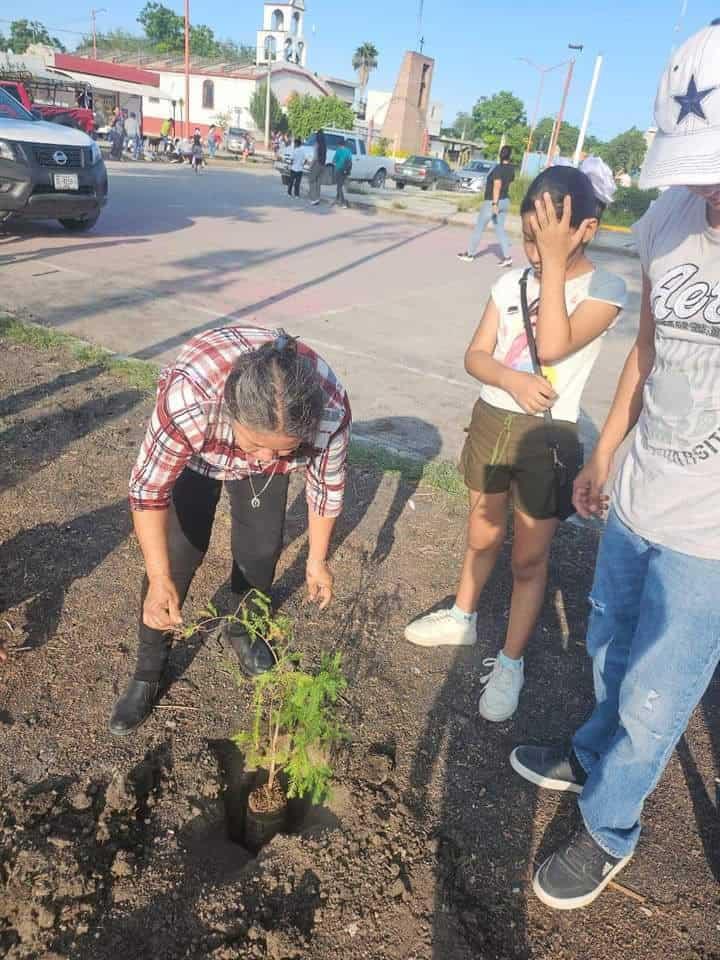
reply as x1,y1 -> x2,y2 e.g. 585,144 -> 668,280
129,326 -> 351,517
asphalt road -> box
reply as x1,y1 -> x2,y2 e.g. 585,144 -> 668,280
0,161 -> 643,460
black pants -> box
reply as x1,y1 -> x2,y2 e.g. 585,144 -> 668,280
336,172 -> 348,206
134,467 -> 289,681
288,171 -> 303,196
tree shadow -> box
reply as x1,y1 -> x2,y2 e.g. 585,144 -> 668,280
0,363 -> 105,419
0,500 -> 132,651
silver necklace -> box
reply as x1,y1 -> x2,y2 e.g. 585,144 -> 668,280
248,460 -> 278,509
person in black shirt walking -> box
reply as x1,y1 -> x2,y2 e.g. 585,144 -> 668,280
458,145 -> 515,267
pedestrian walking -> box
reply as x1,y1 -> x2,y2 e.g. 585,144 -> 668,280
307,129 -> 327,206
333,138 -> 353,208
288,137 -> 305,198
108,328 -> 351,737
458,145 -> 516,266
207,124 -> 217,159
108,107 -> 125,161
191,128 -> 204,173
510,19 -> 720,911
125,111 -> 140,160
405,163 -> 625,726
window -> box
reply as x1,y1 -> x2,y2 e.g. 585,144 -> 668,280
291,11 -> 300,35
0,87 -> 35,121
264,36 -> 277,59
271,8 -> 284,30
296,40 -> 304,63
149,96 -> 160,104
284,37 -> 293,61
347,140 -> 357,155
325,134 -> 345,149
359,140 -> 367,155
202,80 -> 214,110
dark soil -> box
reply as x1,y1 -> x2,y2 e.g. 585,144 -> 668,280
249,781 -> 287,816
1,337 -> 720,960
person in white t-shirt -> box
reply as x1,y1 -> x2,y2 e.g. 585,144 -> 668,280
288,137 -> 305,198
405,163 -> 625,714
510,20 -> 720,912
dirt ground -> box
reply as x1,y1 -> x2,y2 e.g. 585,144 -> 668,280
1,336 -> 719,960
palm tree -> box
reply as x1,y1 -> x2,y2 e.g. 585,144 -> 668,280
352,42 -> 379,94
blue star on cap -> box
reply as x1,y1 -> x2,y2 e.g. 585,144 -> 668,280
673,74 -> 716,124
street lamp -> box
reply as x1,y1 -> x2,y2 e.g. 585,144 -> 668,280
573,54 -> 603,165
184,0 -> 190,139
517,57 -> 568,173
90,8 -> 107,60
545,43 -> 584,168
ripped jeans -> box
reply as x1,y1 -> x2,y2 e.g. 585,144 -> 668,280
573,509 -> 720,859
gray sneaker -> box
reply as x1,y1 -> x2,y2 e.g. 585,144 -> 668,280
533,826 -> 631,910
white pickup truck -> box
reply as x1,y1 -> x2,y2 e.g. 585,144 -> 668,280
276,128 -> 394,189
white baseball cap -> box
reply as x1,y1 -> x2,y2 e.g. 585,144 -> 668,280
640,19 -> 720,189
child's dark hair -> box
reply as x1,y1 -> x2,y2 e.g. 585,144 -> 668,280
499,145 -> 512,163
294,137 -> 301,147
520,166 -> 604,226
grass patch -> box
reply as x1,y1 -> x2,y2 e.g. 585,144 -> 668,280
0,314 -> 160,396
1,313 -> 463,497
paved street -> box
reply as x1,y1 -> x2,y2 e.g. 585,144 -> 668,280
0,161 -> 642,460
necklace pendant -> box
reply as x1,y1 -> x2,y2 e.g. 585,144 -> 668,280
251,496 -> 261,509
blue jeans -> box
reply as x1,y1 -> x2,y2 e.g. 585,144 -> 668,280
468,198 -> 511,259
573,509 -> 720,859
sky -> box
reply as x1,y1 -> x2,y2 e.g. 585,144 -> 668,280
1,0 -> 717,140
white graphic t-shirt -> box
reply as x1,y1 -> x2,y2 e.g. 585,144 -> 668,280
481,267 -> 627,423
614,187 -> 720,559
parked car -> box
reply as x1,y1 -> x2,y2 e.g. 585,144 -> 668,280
0,86 -> 108,232
457,158 -> 495,193
226,127 -> 255,156
392,156 -> 459,191
0,79 -> 95,134
275,129 -> 394,189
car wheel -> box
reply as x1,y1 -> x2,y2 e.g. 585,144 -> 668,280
59,213 -> 100,232
395,181 -> 405,190
371,168 -> 387,189
421,185 -> 429,191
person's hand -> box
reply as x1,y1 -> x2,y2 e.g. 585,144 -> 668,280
573,451 -> 612,519
306,559 -> 334,611
505,370 -> 557,415
143,575 -> 183,631
0,642 -> 7,666
530,193 -> 593,267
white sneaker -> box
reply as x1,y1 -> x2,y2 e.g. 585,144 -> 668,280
478,656 -> 524,722
404,609 -> 476,647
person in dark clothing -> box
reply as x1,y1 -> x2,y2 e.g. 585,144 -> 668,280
308,129 -> 327,205
458,145 -> 516,267
288,137 -> 305,198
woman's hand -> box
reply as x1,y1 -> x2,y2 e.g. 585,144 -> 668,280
504,370 -> 557,415
306,559 -> 334,610
573,451 -> 612,519
530,193 -> 592,267
143,575 -> 183,631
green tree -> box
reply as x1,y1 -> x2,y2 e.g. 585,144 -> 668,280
190,23 -> 218,57
250,80 -> 287,133
137,2 -> 184,50
286,93 -> 355,140
352,41 -> 379,91
6,19 -> 65,53
597,127 -> 647,174
530,116 -> 581,157
440,111 -> 477,140
0,33 -> 8,52
472,91 -> 526,157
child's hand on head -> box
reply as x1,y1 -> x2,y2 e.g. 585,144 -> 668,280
530,193 -> 593,266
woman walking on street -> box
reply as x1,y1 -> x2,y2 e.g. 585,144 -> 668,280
308,129 -> 327,206
458,145 -> 516,267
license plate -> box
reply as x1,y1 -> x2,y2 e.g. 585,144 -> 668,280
53,174 -> 79,191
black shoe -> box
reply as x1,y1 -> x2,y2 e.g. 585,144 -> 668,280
109,679 -> 160,737
222,621 -> 278,677
533,826 -> 631,910
510,744 -> 587,794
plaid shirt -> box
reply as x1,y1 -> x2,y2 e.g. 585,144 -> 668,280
129,326 -> 351,517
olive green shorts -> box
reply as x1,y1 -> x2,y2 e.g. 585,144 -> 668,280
459,397 -> 580,520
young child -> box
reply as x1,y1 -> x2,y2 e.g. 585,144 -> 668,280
405,161 -> 625,725
511,19 -> 720,910
288,137 -> 305,198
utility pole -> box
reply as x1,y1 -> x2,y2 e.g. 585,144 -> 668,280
545,43 -> 583,168
91,8 -> 106,60
184,0 -> 190,139
573,54 -> 603,165
517,58 -> 567,174
264,52 -> 273,150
